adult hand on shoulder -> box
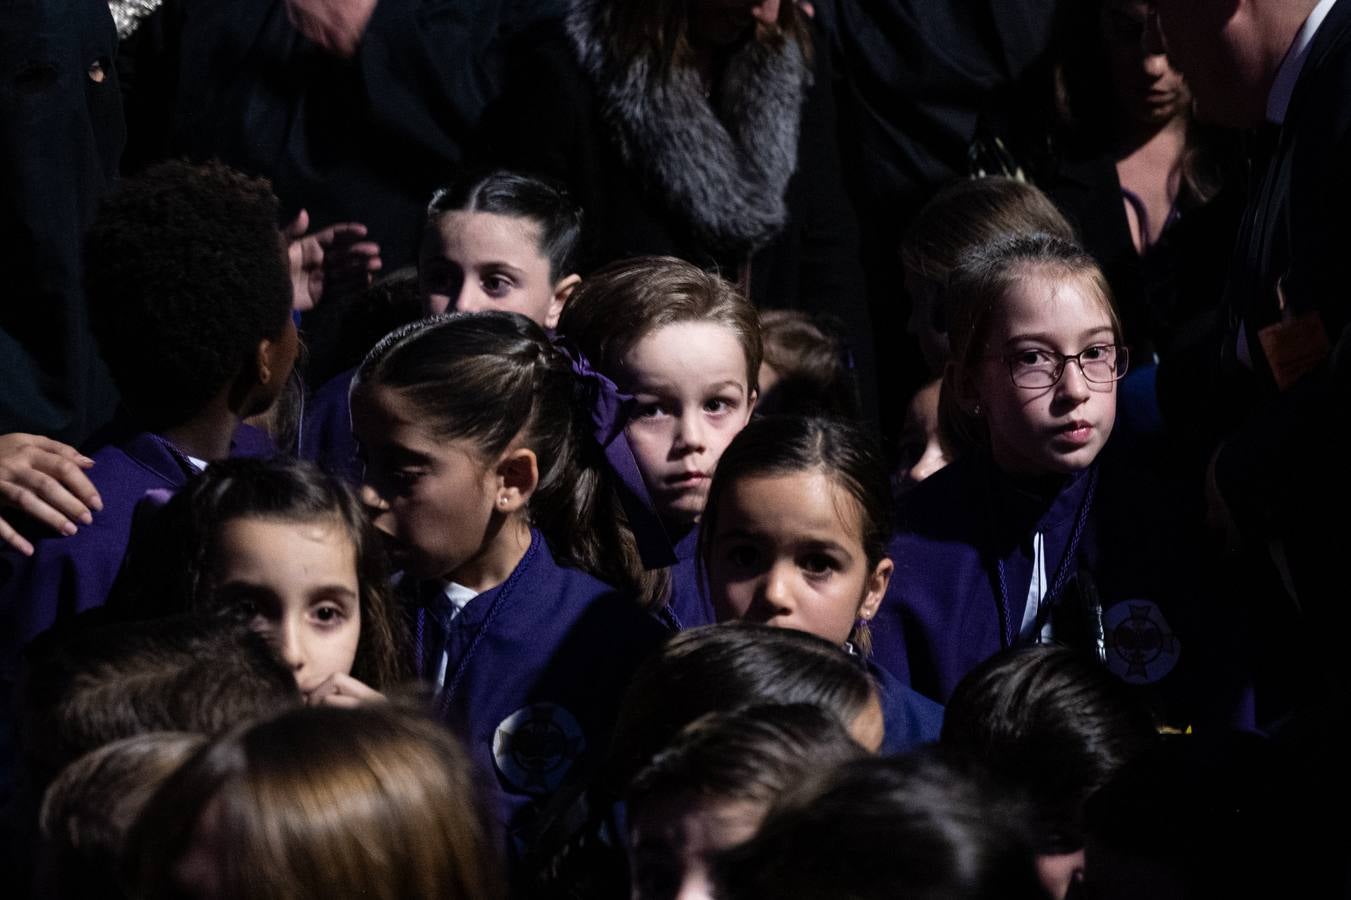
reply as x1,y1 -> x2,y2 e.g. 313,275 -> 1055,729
305,672 -> 387,708
284,0 -> 379,58
0,433 -> 103,556
285,209 -> 382,312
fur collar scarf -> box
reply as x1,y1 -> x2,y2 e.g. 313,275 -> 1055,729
567,0 -> 811,257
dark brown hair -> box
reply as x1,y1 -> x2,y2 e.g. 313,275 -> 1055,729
699,415 -> 893,654
354,311 -> 653,605
628,702 -> 866,814
116,458 -> 409,691
126,705 -> 505,900
756,310 -> 860,418
606,623 -> 876,795
557,255 -> 762,395
714,753 -> 1046,900
901,177 -> 1076,285
426,170 -> 583,282
19,616 -> 299,791
40,732 -> 207,890
941,645 -> 1158,852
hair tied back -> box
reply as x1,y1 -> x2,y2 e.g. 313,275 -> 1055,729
549,335 -> 677,570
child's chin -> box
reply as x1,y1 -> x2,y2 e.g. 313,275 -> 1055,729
1043,446 -> 1102,473
659,497 -> 706,528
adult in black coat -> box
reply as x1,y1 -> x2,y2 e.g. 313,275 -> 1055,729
0,0 -> 124,443
1155,0 -> 1351,704
120,0 -> 564,270
483,0 -> 878,422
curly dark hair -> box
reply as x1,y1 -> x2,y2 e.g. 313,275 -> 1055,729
84,159 -> 292,429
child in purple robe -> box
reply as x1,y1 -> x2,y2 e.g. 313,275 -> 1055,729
0,161 -> 295,656
872,234 -> 1192,724
112,458 -> 411,701
349,311 -> 668,854
557,256 -> 762,628
701,414 -> 945,754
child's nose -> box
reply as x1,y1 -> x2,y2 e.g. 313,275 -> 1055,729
359,482 -> 389,511
277,619 -> 307,677
756,564 -> 794,613
674,414 -> 708,452
1057,359 -> 1093,401
454,284 -> 490,314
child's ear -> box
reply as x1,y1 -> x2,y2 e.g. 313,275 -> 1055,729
255,319 -> 298,388
545,274 -> 582,330
494,447 -> 540,513
857,557 -> 893,622
256,336 -> 279,387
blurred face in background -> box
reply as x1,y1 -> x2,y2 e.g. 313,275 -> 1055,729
1151,0 -> 1276,127
1101,0 -> 1190,129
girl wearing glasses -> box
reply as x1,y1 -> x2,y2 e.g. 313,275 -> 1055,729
870,233 -> 1193,729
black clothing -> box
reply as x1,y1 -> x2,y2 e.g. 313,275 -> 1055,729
121,0 -> 564,269
1207,1 -> 1351,697
485,17 -> 878,421
0,0 -> 124,442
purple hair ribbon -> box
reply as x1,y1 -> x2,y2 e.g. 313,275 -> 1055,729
552,337 -> 678,570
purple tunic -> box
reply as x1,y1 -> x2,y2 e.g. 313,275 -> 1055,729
298,366 -> 361,483
410,529 -> 670,854
663,526 -> 715,630
869,659 -> 944,755
872,454 -> 1194,720
0,421 -> 274,670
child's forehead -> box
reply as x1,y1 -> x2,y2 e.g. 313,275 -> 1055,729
625,319 -> 753,370
995,269 -> 1114,332
722,469 -> 867,538
424,209 -> 546,260
214,514 -> 358,559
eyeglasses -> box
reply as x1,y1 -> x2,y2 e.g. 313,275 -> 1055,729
998,344 -> 1129,389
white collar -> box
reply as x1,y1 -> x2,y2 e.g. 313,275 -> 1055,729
438,580 -> 477,616
1268,0 -> 1340,124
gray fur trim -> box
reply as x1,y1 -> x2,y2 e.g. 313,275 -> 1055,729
567,0 -> 811,256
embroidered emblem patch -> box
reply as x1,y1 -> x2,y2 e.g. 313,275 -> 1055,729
492,703 -> 586,794
1103,600 -> 1180,684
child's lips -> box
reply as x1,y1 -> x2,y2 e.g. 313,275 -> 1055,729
1052,421 -> 1095,447
665,471 -> 709,489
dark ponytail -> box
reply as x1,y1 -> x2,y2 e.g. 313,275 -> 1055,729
355,311 -> 660,605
